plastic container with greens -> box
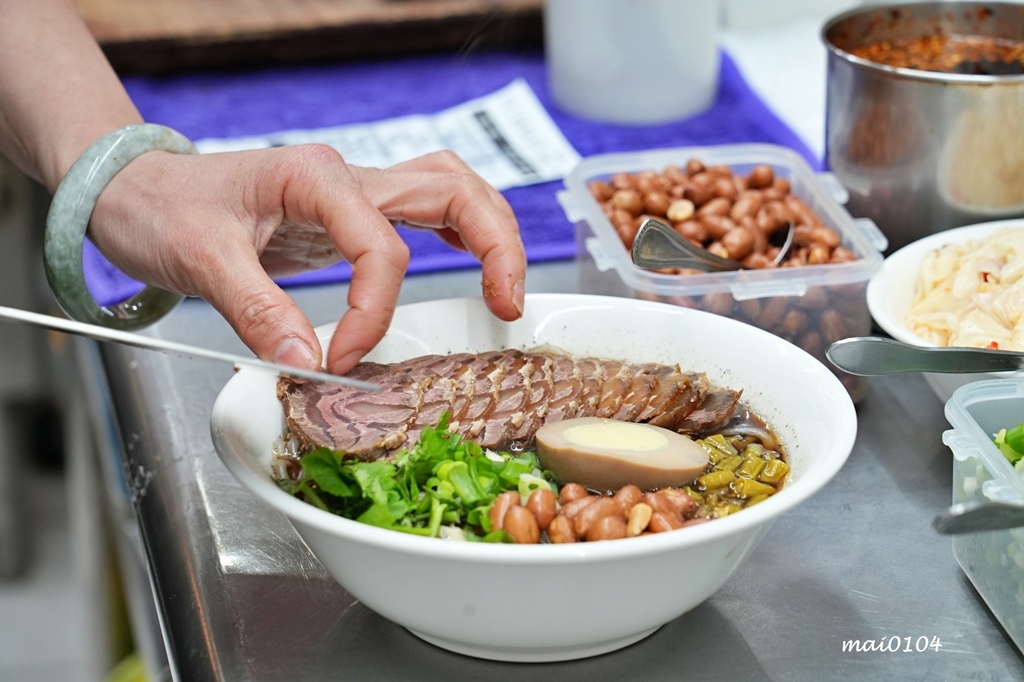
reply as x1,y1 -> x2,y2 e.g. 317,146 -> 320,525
943,378 -> 1024,655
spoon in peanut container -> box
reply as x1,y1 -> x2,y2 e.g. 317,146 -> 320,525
631,218 -> 794,272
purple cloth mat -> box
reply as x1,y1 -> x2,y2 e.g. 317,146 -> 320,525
84,49 -> 819,305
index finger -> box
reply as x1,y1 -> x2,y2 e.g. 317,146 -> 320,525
353,155 -> 527,322
279,146 -> 411,374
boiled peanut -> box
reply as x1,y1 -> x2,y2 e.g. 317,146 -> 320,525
489,490 -> 520,531
559,482 -> 589,505
648,511 -> 685,533
548,514 -> 577,543
780,309 -> 808,336
729,192 -> 763,220
644,191 -> 671,216
702,214 -> 736,241
783,194 -> 821,227
504,505 -> 541,544
612,484 -> 643,513
747,164 -> 775,189
786,248 -> 808,266
634,171 -> 660,195
737,297 -> 763,321
744,217 -> 768,253
743,252 -> 774,269
588,180 -> 613,202
573,498 -> 624,538
656,488 -> 698,516
830,246 -> 857,263
690,171 -> 713,187
721,227 -> 755,260
666,198 -> 696,223
793,224 -> 816,246
706,241 -> 730,260
795,285 -> 829,310
701,291 -> 735,317
755,201 -> 793,234
807,244 -> 831,265
757,296 -> 789,328
642,492 -> 683,523
610,208 -> 634,235
619,215 -> 648,249
560,495 -> 599,520
664,164 -> 688,185
627,502 -> 653,537
610,172 -> 634,190
696,196 -> 732,219
820,308 -> 846,344
798,330 -> 825,358
810,226 -> 841,249
674,219 -> 707,243
683,182 -> 713,207
586,515 -> 628,542
712,176 -> 738,201
612,189 -> 644,217
526,488 -> 557,530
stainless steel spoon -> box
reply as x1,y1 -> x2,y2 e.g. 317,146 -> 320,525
826,336 -> 1024,376
630,218 -> 794,272
933,500 -> 1024,534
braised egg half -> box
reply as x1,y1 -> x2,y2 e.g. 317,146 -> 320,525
535,417 -> 710,492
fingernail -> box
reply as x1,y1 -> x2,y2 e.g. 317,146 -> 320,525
274,337 -> 318,369
329,351 -> 364,376
513,279 -> 525,316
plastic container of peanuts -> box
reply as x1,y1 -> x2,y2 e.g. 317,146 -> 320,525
556,143 -> 889,401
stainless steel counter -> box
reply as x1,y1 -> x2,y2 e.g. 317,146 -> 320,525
87,261 -> 1024,680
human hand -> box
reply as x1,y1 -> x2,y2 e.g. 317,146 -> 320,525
88,144 -> 527,374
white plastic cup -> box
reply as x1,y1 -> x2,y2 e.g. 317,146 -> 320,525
544,0 -> 720,125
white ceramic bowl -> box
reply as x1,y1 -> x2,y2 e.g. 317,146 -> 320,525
211,293 -> 857,663
866,219 -> 1024,403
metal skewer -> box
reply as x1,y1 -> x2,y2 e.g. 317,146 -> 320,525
0,304 -> 380,391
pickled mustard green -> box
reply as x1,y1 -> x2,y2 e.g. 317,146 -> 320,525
690,431 -> 789,520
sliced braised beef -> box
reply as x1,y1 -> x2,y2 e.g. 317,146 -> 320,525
676,385 -> 745,436
277,349 -> 741,461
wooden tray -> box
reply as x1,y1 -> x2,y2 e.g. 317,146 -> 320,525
74,0 -> 543,74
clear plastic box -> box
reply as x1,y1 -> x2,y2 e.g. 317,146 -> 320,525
556,143 -> 888,401
944,379 -> 1024,655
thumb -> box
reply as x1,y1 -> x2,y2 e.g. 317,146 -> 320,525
203,263 -> 323,371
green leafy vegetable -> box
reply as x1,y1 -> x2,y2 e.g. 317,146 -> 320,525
994,425 -> 1024,465
279,412 -> 557,541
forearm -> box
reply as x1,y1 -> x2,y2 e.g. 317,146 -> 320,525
0,0 -> 142,192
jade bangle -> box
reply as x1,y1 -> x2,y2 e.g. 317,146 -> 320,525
44,123 -> 196,330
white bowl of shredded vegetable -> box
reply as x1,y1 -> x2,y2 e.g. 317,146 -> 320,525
868,219 -> 1024,403
211,293 -> 857,663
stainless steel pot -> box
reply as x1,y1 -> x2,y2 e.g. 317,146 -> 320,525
823,2 -> 1024,253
